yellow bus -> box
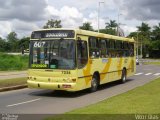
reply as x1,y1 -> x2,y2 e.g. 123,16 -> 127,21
27,28 -> 136,92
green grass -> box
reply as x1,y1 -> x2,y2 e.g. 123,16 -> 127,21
46,78 -> 160,120
0,77 -> 27,88
144,62 -> 160,65
69,78 -> 160,114
0,53 -> 29,71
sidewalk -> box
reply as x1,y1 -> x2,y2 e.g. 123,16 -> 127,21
0,71 -> 27,80
140,59 -> 160,62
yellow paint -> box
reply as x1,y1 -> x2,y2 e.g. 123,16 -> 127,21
101,58 -> 112,80
28,28 -> 136,91
117,58 -> 123,76
83,59 -> 92,85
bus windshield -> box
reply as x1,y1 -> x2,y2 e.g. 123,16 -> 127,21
29,39 -> 76,69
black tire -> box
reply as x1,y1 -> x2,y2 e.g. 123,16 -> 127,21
121,69 -> 126,83
90,75 -> 98,92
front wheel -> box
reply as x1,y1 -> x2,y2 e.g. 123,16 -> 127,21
90,75 -> 98,92
121,69 -> 126,83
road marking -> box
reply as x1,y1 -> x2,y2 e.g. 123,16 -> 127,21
154,73 -> 160,76
134,73 -> 143,76
7,98 -> 41,107
145,73 -> 152,76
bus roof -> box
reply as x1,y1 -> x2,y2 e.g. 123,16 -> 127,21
32,28 -> 135,42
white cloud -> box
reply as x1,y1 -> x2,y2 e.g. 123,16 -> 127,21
0,21 -> 12,38
46,5 -> 84,28
121,25 -> 137,36
89,11 -> 97,19
46,5 -> 59,18
0,0 -> 160,38
60,6 -> 83,19
12,20 -> 39,31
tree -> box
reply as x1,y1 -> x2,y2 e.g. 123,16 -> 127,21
79,22 -> 94,31
137,22 -> 151,33
0,37 -> 5,52
7,32 -> 18,43
152,23 -> 160,40
128,32 -> 137,38
19,37 -> 30,50
7,32 -> 19,52
105,20 -> 117,29
0,37 -> 12,52
43,19 -> 62,29
136,22 -> 151,58
99,28 -> 116,35
99,20 -> 117,35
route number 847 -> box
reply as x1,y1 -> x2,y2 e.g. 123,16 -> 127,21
34,42 -> 46,48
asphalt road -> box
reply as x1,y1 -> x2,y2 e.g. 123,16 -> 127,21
0,65 -> 159,116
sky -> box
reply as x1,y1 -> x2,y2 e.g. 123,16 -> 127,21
0,0 -> 160,38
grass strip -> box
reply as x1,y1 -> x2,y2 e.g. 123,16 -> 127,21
0,53 -> 29,71
143,62 -> 160,65
46,78 -> 160,120
0,77 -> 27,88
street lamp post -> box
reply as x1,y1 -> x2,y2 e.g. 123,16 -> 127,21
117,13 -> 122,36
136,31 -> 143,59
137,31 -> 139,59
141,39 -> 143,58
98,1 -> 104,33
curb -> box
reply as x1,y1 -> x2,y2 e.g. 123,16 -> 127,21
0,84 -> 27,92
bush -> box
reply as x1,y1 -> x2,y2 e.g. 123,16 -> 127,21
0,53 -> 29,71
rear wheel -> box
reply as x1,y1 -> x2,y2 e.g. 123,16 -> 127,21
90,75 -> 98,92
121,69 -> 126,83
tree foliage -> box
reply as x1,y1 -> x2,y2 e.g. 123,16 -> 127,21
0,32 -> 29,52
105,20 -> 117,29
0,19 -> 159,58
152,23 -> 160,40
129,22 -> 160,58
43,19 -> 62,29
98,20 -> 117,35
79,22 -> 94,31
7,32 -> 18,43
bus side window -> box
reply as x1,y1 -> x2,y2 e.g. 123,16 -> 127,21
77,40 -> 88,69
108,39 -> 116,58
123,42 -> 129,57
129,43 -> 134,57
116,40 -> 122,57
100,39 -> 108,58
89,37 -> 100,58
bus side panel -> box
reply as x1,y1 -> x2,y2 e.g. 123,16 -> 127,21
77,35 -> 92,90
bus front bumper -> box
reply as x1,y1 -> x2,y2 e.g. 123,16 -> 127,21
27,80 -> 77,91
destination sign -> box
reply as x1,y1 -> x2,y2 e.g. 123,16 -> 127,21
45,33 -> 68,38
31,30 -> 75,39
31,64 -> 47,68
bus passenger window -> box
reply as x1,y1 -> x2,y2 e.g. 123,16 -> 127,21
77,40 -> 88,68
100,39 -> 108,58
129,43 -> 134,56
89,37 -> 99,58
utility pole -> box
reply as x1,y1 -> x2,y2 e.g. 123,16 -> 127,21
98,1 -> 104,33
141,40 -> 143,58
137,31 -> 139,58
117,13 -> 122,36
